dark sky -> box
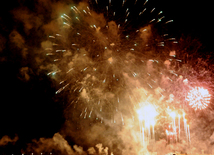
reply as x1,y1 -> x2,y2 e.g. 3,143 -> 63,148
0,0 -> 214,154
162,0 -> 214,51
0,0 -> 213,50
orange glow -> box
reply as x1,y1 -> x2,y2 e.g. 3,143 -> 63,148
108,57 -> 113,64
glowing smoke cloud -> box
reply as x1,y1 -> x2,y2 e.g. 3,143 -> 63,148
44,0 -> 177,125
42,0 -> 214,154
1,0 -> 214,154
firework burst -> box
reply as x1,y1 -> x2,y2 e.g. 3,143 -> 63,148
186,87 -> 211,110
44,0 -> 181,125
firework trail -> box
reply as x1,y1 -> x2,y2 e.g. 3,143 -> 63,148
44,0 -> 194,126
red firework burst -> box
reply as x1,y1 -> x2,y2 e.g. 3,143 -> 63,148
186,87 -> 211,110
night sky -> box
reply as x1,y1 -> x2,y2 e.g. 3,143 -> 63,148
0,0 -> 214,154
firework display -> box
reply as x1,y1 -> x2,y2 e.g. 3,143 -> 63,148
1,0 -> 214,154
45,0 -> 178,123
42,0 -> 213,152
186,87 -> 211,110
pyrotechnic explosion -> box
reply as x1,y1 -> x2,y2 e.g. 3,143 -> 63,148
45,0 -> 178,124
40,0 -> 214,154
186,87 -> 211,110
0,0 -> 214,154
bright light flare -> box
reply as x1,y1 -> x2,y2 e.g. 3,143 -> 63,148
136,104 -> 158,126
169,111 -> 176,118
186,87 -> 211,110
